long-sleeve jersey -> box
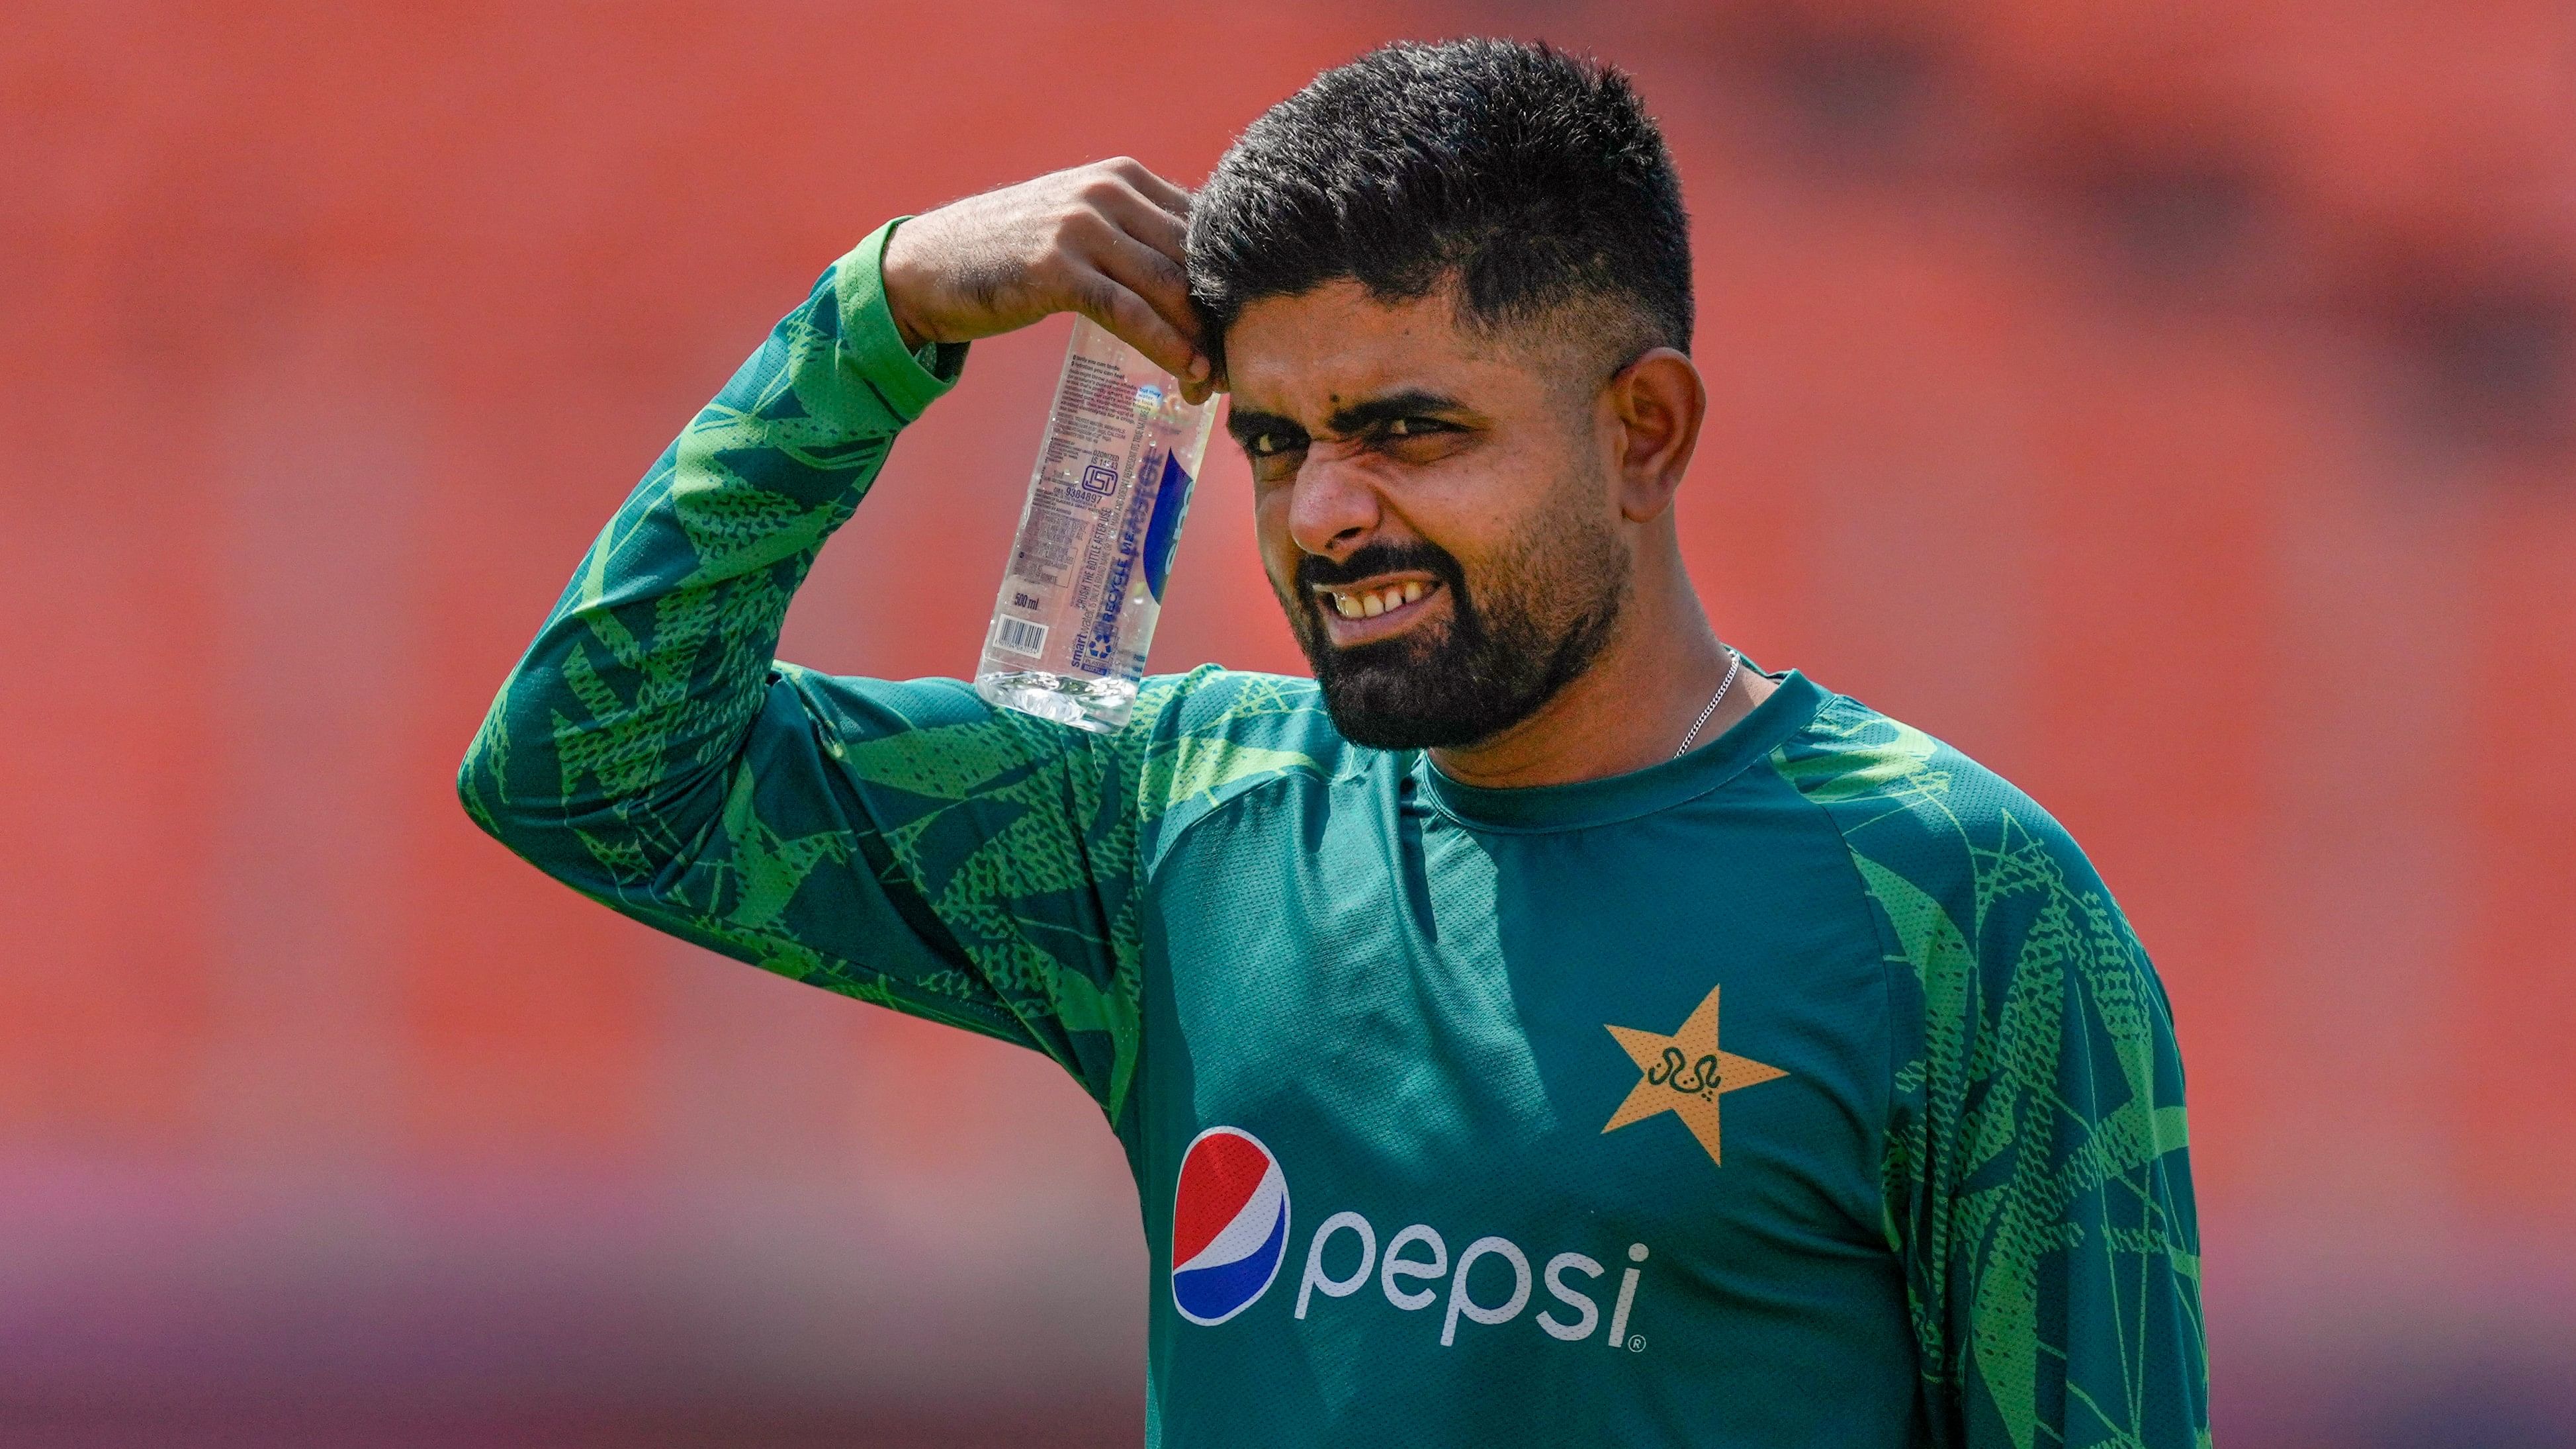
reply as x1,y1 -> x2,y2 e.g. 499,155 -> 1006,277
458,219 -> 2210,1448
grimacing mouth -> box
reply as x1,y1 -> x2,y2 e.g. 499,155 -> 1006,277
1308,576 -> 1441,621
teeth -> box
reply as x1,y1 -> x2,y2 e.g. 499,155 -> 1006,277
1322,581 -> 1433,622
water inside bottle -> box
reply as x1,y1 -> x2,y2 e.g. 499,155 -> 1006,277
974,317 -> 1218,732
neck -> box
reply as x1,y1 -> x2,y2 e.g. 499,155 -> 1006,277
1427,562 -> 1773,790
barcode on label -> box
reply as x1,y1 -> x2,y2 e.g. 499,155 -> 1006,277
991,615 -> 1049,658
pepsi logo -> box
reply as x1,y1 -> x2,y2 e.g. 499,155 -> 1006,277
1170,1126 -> 1292,1326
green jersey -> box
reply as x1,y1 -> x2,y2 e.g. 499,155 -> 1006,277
459,221 -> 2208,1448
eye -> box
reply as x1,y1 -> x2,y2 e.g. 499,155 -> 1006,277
1248,431 -> 1303,457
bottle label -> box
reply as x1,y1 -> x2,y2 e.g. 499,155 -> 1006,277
978,318 -> 1216,729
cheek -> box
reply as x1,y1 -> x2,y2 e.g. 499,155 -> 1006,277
1390,453 -> 1548,568
1252,486 -> 1302,592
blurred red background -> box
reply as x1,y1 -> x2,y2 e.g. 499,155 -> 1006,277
7,2 -> 2574,1444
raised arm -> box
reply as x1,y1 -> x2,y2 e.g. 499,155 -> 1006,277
457,161 -> 1216,1125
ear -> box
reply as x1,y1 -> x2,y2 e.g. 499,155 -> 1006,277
1605,348 -> 1707,523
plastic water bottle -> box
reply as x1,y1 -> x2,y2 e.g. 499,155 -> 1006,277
976,316 -> 1220,732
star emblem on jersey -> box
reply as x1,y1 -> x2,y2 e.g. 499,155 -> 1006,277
1601,983 -> 1787,1166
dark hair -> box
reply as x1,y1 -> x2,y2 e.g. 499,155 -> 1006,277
1188,38 -> 1693,371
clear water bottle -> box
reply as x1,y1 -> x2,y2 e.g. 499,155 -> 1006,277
975,316 -> 1220,732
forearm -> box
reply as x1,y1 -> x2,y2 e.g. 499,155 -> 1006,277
457,220 -> 961,895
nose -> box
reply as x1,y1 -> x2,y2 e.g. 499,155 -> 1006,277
1285,455 -> 1382,560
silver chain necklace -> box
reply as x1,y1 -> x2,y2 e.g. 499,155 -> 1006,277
1673,648 -> 1745,759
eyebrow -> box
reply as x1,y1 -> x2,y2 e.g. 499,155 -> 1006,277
1224,389 -> 1473,448
1326,389 -> 1468,437
1225,407 -> 1304,448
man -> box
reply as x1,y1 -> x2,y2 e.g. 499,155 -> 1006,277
460,38 -> 2207,1448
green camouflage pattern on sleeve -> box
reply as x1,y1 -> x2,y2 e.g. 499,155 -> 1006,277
456,221 -> 1330,1140
1770,697 -> 2209,1449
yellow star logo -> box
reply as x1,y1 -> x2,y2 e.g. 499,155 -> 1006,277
1602,984 -> 1787,1166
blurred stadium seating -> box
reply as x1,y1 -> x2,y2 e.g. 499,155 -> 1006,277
4,2 -> 2570,1443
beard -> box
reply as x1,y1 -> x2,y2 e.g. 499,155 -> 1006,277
1280,507 -> 1632,751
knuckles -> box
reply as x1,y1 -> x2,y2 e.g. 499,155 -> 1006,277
1074,175 -> 1131,210
1024,245 -> 1076,286
1049,206 -> 1106,245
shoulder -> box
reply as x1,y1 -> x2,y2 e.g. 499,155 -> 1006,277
1132,666 -> 1336,755
1770,693 -> 2186,1181
771,665 -> 1345,807
1764,691 -> 2141,997
1127,666 -> 1350,849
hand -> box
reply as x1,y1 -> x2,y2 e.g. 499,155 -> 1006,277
881,158 -> 1214,402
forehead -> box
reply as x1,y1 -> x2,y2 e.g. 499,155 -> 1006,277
1223,281 -> 1553,420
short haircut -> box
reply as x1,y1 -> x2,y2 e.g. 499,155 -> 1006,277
1188,38 -> 1693,373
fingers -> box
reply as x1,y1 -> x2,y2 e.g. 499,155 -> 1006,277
1073,273 -> 1206,389
1091,225 -> 1205,364
1099,180 -> 1188,267
1092,182 -> 1208,398
1061,177 -> 1210,393
1093,167 -> 1216,399
1103,157 -> 1194,221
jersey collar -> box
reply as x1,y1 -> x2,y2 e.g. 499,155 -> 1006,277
1411,664 -> 1826,834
